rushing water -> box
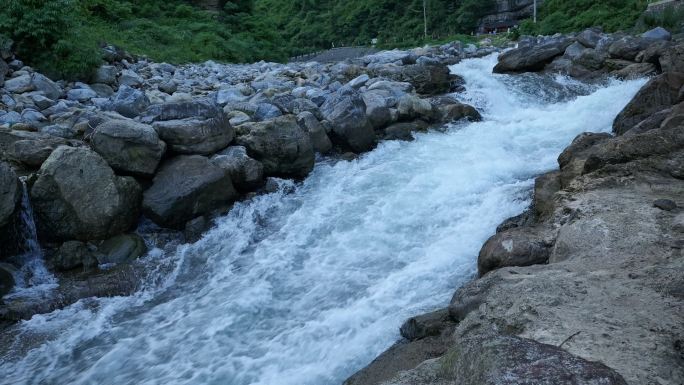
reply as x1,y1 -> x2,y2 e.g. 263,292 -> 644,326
0,55 -> 645,385
4,180 -> 57,298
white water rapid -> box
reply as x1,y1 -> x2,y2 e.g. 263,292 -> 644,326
0,54 -> 646,385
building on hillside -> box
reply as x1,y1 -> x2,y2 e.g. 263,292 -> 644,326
477,0 -> 544,34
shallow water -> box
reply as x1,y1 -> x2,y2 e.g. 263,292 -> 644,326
0,54 -> 646,385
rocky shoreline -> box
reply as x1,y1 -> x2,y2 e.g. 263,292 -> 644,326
0,25 -> 682,384
346,29 -> 684,385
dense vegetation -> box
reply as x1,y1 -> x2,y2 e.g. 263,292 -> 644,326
0,0 -> 676,80
519,0 -> 648,35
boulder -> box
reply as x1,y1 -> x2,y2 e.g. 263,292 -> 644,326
92,65 -> 118,85
613,72 -> 684,135
435,102 -> 481,123
211,146 -> 265,192
119,69 -> 143,87
477,228 -> 551,276
30,146 -> 142,241
0,130 -> 69,168
382,121 -> 429,141
235,115 -> 315,178
642,27 -> 671,41
659,42 -> 684,73
51,241 -> 98,271
362,89 -> 397,129
613,62 -> 657,80
31,73 -> 62,100
0,162 -> 21,260
534,171 -> 561,219
0,58 -> 7,87
66,87 -> 98,102
297,111 -> 333,153
91,119 -> 166,177
109,85 -> 150,118
147,100 -> 234,155
399,309 -> 452,341
576,28 -> 602,48
97,234 -> 147,265
397,95 -> 434,121
494,37 -> 573,73
142,155 -> 237,229
320,86 -> 376,152
370,64 -> 455,95
4,74 -> 33,94
608,36 -> 649,61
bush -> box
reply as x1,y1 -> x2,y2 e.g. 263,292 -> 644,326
0,0 -> 101,79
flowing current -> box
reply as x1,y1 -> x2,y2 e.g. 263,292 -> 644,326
0,55 -> 645,385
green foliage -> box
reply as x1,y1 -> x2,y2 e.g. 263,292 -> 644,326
517,0 -> 648,36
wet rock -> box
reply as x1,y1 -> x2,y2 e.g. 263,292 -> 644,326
142,155 -> 237,229
435,102 -> 481,123
108,85 -> 150,118
399,309 -> 452,341
97,234 -> 147,265
534,171 -> 561,219
382,121 -> 428,141
91,119 -> 166,177
494,37 -> 573,73
148,100 -> 234,155
397,95 -> 434,121
236,115 -> 314,178
30,146 -> 142,241
613,73 -> 684,135
654,198 -> 677,211
211,146 -> 265,192
613,62 -> 657,80
51,241 -> 98,271
0,263 -> 16,297
478,228 -> 551,276
297,111 -> 333,153
320,86 -> 376,152
0,162 -> 21,260
184,216 -> 210,243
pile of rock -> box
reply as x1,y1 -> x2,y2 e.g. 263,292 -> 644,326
0,40 -> 485,317
347,41 -> 684,385
495,27 -> 683,80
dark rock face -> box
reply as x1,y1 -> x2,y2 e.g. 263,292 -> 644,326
97,234 -> 147,265
30,146 -> 142,242
0,263 -> 16,297
320,86 -> 376,153
91,119 -> 166,177
51,241 -> 98,271
608,36 -> 650,61
0,130 -> 69,168
437,333 -> 628,385
399,309 -> 452,341
534,171 -> 561,219
477,228 -> 551,276
494,37 -> 573,73
613,72 -> 684,135
0,162 -> 21,260
211,146 -> 265,192
236,115 -> 315,178
147,100 -> 235,155
142,155 -> 237,229
371,64 -> 456,95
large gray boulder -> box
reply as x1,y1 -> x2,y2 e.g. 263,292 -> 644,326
91,119 -> 166,177
30,146 -> 142,241
92,65 -> 118,85
0,130 -> 69,168
320,86 -> 376,153
362,89 -> 398,129
576,28 -> 602,48
109,85 -> 150,118
608,36 -> 650,61
236,115 -> 315,178
494,37 -> 574,73
211,146 -> 265,192
146,100 -> 234,155
297,111 -> 333,154
642,27 -> 671,42
142,155 -> 237,229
